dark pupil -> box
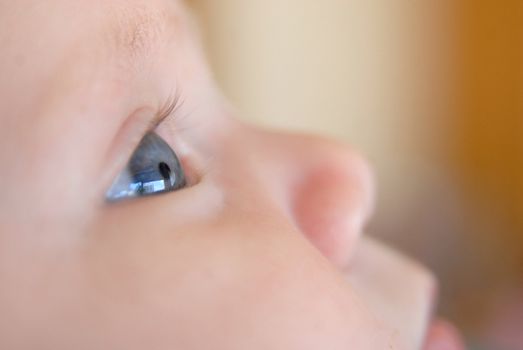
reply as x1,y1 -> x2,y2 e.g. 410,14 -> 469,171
158,162 -> 172,180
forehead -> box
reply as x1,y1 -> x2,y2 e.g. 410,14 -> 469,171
0,0 -> 185,83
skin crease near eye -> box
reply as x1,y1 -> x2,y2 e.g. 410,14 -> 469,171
0,1 -> 464,350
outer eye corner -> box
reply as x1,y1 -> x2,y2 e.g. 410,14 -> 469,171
106,132 -> 186,202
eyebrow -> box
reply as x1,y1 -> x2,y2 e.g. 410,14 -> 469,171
106,3 -> 180,72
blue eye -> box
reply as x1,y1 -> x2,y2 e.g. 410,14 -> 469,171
106,132 -> 186,201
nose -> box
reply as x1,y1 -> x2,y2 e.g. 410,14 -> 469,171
249,126 -> 375,268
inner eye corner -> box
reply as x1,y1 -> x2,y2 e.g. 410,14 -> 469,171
158,162 -> 172,180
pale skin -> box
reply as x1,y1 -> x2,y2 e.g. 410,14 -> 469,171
0,0 -> 464,349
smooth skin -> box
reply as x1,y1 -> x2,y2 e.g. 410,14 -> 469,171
0,1 -> 463,349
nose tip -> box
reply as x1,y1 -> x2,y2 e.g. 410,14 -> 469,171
245,125 -> 375,267
290,138 -> 375,266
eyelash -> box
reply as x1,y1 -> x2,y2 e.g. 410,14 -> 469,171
155,90 -> 185,128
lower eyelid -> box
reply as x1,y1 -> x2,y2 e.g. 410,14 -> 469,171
179,155 -> 201,187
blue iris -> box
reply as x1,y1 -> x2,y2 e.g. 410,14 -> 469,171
106,132 -> 186,201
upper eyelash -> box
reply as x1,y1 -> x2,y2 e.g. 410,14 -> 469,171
154,89 -> 185,128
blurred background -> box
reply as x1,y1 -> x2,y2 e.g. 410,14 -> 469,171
187,1 -> 522,348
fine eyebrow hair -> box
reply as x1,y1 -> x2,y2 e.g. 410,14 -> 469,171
105,2 -> 180,71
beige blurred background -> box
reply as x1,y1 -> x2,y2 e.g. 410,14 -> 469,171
187,0 -> 522,348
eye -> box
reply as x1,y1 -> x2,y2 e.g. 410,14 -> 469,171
106,132 -> 186,201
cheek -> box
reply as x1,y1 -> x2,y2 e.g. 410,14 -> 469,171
77,211 -> 387,348
1,206 -> 391,349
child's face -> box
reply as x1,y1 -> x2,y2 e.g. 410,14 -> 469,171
0,1 -> 434,349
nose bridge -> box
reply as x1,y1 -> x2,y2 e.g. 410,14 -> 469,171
254,129 -> 375,267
